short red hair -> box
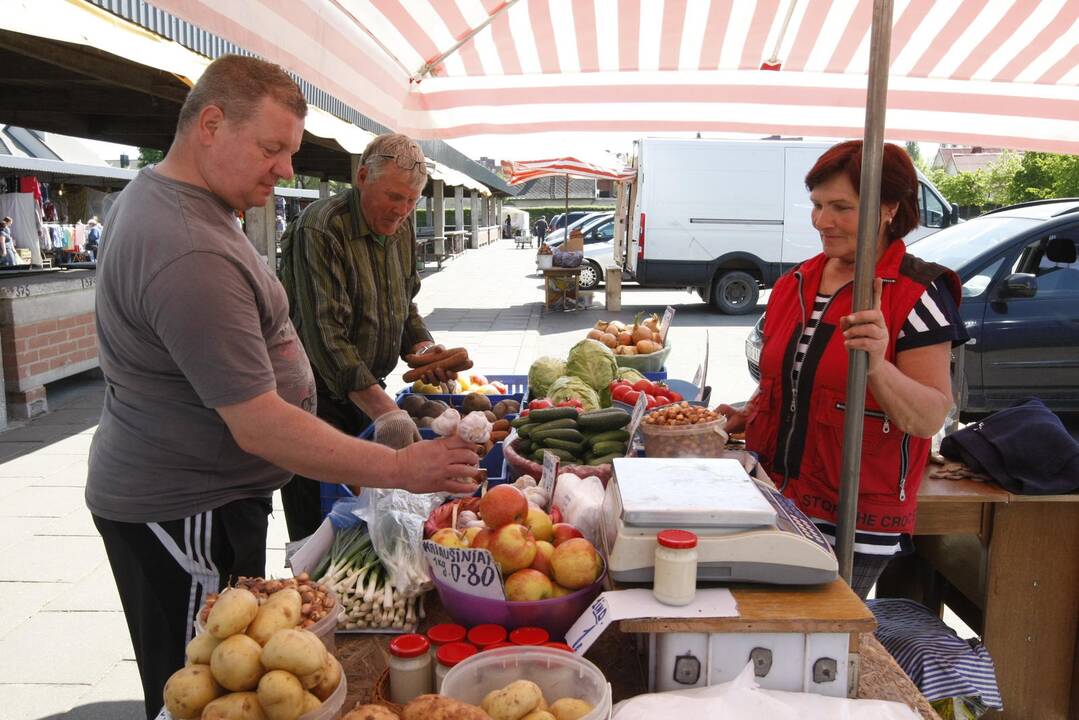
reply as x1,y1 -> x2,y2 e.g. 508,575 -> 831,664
805,140 -> 919,242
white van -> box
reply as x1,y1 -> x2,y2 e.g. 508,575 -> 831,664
622,138 -> 957,314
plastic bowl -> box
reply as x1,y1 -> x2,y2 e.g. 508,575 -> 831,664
430,563 -> 606,640
614,343 -> 671,373
441,646 -> 611,720
639,415 -> 728,458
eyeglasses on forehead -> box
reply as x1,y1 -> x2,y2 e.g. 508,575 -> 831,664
373,151 -> 427,172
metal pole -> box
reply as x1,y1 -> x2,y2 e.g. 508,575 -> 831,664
835,0 -> 893,585
564,174 -> 570,233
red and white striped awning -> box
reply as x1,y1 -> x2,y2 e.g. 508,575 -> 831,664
150,1 -> 1078,153
501,157 -> 636,185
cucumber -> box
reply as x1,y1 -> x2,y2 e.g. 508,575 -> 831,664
531,447 -> 578,463
541,438 -> 587,454
587,452 -> 620,466
577,408 -> 631,431
590,440 -> 627,457
510,415 -> 534,429
516,439 -> 532,455
528,407 -> 580,423
532,417 -> 580,433
586,429 -> 630,447
530,428 -> 585,444
518,424 -> 533,438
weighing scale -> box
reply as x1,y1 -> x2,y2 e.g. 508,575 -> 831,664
602,457 -> 838,585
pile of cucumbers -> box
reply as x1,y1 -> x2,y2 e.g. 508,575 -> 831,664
510,406 -> 631,466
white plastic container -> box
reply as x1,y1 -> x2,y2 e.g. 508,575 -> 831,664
653,529 -> 699,606
441,646 -> 612,720
388,633 -> 432,705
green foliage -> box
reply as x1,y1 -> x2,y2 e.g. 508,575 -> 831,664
904,141 -> 922,167
927,151 -> 1078,212
137,147 -> 164,167
928,167 -> 987,207
1006,152 -> 1079,203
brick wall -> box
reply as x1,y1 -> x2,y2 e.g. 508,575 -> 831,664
2,312 -> 98,386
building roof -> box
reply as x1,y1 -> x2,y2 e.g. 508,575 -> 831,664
951,153 -> 1005,173
513,176 -> 596,201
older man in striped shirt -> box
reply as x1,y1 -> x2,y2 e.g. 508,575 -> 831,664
279,133 -> 452,540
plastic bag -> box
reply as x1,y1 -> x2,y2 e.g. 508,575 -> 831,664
552,473 -> 605,544
355,488 -> 445,596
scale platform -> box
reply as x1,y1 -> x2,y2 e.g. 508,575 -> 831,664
602,458 -> 838,585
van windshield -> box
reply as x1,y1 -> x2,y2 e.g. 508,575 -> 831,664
908,216 -> 1040,271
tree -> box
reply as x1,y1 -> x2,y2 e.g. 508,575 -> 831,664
137,147 -> 165,167
904,141 -> 922,168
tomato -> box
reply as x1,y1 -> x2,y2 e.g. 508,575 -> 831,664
632,379 -> 655,394
520,408 -> 530,417
623,389 -> 642,404
645,393 -> 661,409
556,399 -> 582,408
529,399 -> 553,410
611,384 -> 633,403
666,390 -> 684,403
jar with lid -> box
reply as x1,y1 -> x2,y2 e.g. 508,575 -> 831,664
467,624 -> 508,649
653,529 -> 698,606
426,623 -> 466,681
388,633 -> 432,705
509,627 -> 550,646
434,641 -> 478,692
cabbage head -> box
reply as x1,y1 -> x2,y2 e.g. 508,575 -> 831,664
547,376 -> 601,411
528,356 -> 566,399
616,367 -> 646,384
565,339 -> 618,392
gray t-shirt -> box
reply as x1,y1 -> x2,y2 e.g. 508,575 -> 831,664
86,168 -> 317,523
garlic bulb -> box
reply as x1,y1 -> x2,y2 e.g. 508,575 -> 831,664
457,411 -> 492,443
430,408 -> 461,436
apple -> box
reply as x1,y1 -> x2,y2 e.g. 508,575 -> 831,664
471,374 -> 489,387
504,569 -> 554,601
469,527 -> 493,550
430,528 -> 465,548
551,538 -> 603,589
479,485 -> 529,529
549,506 -> 564,524
530,540 -> 555,577
550,583 -> 574,598
462,526 -> 484,546
524,506 -> 554,542
551,523 -> 584,546
489,524 -> 537,574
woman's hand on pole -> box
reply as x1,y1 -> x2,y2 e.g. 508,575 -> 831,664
840,278 -> 889,374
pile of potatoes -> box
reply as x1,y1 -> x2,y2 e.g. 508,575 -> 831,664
339,680 -> 592,720
198,573 -> 336,630
164,587 -> 342,720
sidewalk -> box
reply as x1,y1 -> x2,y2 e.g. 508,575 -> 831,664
0,238 -> 753,719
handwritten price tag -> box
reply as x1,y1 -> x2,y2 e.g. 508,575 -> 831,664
624,392 -> 649,457
423,541 -> 505,600
660,305 -> 676,345
540,451 -> 560,502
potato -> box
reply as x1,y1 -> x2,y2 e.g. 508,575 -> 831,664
309,653 -> 341,701
201,691 -> 268,720
186,632 -> 222,665
261,628 -> 325,678
482,680 -> 544,720
521,713 -> 556,720
300,692 -> 322,715
342,706 -> 400,720
549,698 -> 594,720
163,664 -> 222,719
257,670 -> 306,720
207,587 -> 260,639
247,589 -> 302,645
211,634 -> 265,691
402,694 -> 489,720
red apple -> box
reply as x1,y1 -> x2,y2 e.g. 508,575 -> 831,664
489,524 -> 537,574
469,528 -> 492,550
549,506 -> 564,524
550,583 -> 574,598
479,485 -> 529,529
524,506 -> 554,542
551,538 -> 602,589
462,526 -> 484,546
530,540 -> 555,577
504,569 -> 554,601
551,523 -> 584,547
430,528 -> 465,548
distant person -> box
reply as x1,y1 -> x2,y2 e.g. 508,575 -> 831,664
534,215 -> 548,244
503,214 -> 512,239
85,217 -> 101,261
0,217 -> 15,266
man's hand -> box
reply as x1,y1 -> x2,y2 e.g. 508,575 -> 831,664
410,342 -> 459,384
373,409 -> 422,449
394,435 -> 482,495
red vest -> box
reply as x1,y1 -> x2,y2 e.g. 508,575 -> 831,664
746,240 -> 960,534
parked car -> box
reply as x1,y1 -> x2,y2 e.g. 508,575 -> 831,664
548,211 -> 592,232
745,199 -> 1079,415
541,211 -> 608,247
541,213 -> 615,289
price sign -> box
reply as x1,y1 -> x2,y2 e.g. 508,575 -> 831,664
423,541 -> 505,600
659,305 -> 676,345
624,392 -> 649,457
540,450 -> 560,503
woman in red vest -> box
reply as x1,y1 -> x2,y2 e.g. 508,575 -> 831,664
721,141 -> 967,598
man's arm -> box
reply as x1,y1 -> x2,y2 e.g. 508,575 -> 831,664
400,218 -> 434,355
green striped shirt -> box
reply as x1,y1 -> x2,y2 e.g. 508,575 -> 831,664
279,188 -> 432,400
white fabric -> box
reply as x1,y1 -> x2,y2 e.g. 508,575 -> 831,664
0,193 -> 42,265
612,662 -> 921,720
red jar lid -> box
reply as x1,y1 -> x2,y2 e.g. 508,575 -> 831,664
484,642 -> 515,651
427,623 -> 467,646
467,624 -> 508,647
389,633 -> 430,658
657,529 -> 698,549
436,641 -> 478,667
543,642 -> 574,652
509,627 -> 550,646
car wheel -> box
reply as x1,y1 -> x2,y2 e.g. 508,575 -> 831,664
711,271 -> 760,315
579,261 -> 602,290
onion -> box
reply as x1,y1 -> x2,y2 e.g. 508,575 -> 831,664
632,324 -> 653,343
617,331 -> 633,346
600,332 -> 619,348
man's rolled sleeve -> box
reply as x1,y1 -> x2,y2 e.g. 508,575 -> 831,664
290,227 -> 379,399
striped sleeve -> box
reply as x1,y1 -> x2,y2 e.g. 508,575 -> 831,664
895,278 -> 970,352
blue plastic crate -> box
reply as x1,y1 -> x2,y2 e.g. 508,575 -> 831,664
395,374 -> 528,410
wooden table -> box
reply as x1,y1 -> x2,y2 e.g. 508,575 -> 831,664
542,267 -> 581,312
876,469 -> 1079,719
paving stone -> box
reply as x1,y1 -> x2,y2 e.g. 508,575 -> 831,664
0,485 -> 87,518
0,516 -> 44,552
38,458 -> 89,487
0,581 -> 66,638
39,433 -> 95,455
0,476 -> 43,502
0,610 -> 131,684
0,534 -> 105,583
0,683 -> 89,720
68,660 -> 144,720
44,561 -> 122,613
0,453 -> 83,479
0,443 -> 47,462
39,505 -> 98,537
